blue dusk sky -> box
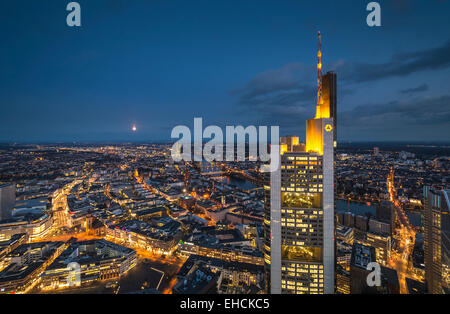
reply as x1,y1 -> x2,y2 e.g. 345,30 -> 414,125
0,0 -> 449,142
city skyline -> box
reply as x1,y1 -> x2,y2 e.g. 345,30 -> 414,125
1,1 -> 450,143
1,0 -> 450,299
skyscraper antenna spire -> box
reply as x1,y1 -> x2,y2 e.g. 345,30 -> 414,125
315,31 -> 323,119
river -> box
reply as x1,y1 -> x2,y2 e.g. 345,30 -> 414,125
213,176 -> 257,191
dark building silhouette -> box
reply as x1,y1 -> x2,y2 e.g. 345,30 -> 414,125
0,184 -> 15,221
321,72 -> 337,145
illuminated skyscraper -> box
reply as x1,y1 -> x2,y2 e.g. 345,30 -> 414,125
423,186 -> 450,294
266,32 -> 335,294
320,70 -> 338,292
321,72 -> 337,147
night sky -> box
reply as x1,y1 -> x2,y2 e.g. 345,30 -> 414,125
1,0 -> 449,143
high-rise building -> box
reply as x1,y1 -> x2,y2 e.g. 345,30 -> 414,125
0,184 -> 15,221
320,70 -> 338,291
343,212 -> 355,227
320,72 -> 337,147
268,121 -> 334,294
355,215 -> 368,232
376,201 -> 395,230
264,32 -> 336,294
265,32 -> 335,294
373,147 -> 380,157
423,186 -> 450,294
263,171 -> 272,292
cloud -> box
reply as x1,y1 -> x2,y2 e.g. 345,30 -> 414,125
229,63 -> 320,135
332,40 -> 450,83
400,84 -> 429,95
229,40 -> 450,140
336,94 -> 450,141
232,40 -> 450,114
264,94 -> 450,140
230,63 -> 316,108
340,94 -> 450,128
236,90 -> 450,140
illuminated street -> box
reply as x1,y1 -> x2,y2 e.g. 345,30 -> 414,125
0,1 -> 449,299
387,168 -> 417,294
